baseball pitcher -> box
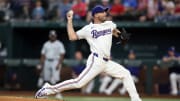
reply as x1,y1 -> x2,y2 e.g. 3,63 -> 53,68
35,5 -> 142,101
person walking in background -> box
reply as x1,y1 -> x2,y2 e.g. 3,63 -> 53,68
37,30 -> 66,99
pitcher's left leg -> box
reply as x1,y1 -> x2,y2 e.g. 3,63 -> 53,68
104,60 -> 142,101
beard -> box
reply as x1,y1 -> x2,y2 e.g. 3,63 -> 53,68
98,16 -> 107,22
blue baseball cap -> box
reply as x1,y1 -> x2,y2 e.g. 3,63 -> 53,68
92,5 -> 109,16
168,46 -> 175,52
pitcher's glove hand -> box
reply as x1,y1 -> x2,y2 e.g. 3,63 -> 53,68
116,28 -> 131,45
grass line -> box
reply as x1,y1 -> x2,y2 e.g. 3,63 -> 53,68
62,96 -> 180,101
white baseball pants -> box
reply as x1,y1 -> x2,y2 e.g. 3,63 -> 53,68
170,72 -> 180,95
51,53 -> 141,101
43,60 -> 60,84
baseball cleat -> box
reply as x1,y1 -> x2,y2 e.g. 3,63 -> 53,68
35,83 -> 52,99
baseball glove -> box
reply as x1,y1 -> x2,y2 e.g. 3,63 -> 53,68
116,28 -> 131,45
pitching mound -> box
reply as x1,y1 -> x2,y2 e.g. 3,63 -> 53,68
0,96 -> 63,101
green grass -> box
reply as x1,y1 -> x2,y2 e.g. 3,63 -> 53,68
62,96 -> 180,101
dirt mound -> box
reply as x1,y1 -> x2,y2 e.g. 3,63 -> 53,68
0,96 -> 63,101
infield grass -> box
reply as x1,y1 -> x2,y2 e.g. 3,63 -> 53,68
63,96 -> 180,101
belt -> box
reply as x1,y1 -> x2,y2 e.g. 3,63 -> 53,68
93,53 -> 109,62
46,59 -> 55,61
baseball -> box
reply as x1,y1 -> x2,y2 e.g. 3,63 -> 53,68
36,64 -> 42,70
68,10 -> 74,15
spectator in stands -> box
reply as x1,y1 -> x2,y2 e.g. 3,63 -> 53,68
137,0 -> 148,22
47,0 -> 60,21
162,46 -> 180,95
0,0 -> 12,22
147,0 -> 160,21
155,1 -> 180,22
47,0 -> 61,20
48,0 -> 60,12
123,0 -> 138,11
164,1 -> 175,15
109,0 -> 125,21
101,0 -> 110,8
137,0 -> 148,11
86,0 -> 99,22
10,0 -> 33,20
6,0 -> 180,22
32,0 -> 45,21
20,0 -> 32,20
118,0 -> 139,21
10,0 -> 22,19
56,0 -> 71,21
72,0 -> 87,20
175,0 -> 180,15
71,51 -> 95,94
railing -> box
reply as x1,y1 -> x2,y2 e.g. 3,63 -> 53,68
1,58 -> 180,67
0,58 -> 179,94
1,21 -> 180,28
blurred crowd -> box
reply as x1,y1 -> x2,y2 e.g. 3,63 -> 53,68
0,0 -> 180,22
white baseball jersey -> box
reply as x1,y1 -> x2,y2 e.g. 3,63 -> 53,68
76,21 -> 116,58
41,40 -> 65,59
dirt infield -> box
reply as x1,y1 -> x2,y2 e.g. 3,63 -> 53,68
0,96 -> 63,101
0,91 -> 180,100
